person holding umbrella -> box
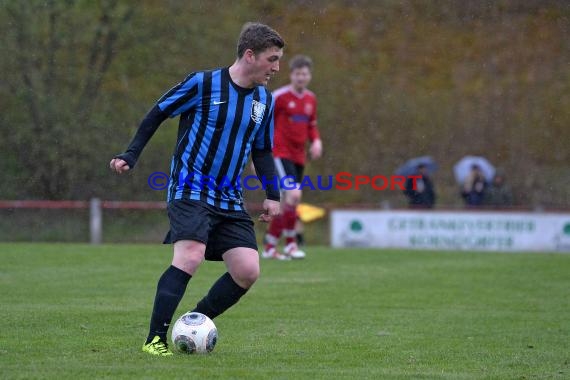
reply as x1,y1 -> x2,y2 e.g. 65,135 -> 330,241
396,156 -> 437,209
461,164 -> 487,207
453,156 -> 495,208
403,163 -> 436,209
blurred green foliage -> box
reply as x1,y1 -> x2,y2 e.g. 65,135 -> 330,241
1,0 -> 568,208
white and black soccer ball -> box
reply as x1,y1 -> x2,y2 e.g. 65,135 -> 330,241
171,312 -> 218,354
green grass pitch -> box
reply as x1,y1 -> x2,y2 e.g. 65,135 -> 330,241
0,243 -> 568,379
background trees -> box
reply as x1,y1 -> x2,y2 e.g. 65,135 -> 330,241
1,0 -> 568,208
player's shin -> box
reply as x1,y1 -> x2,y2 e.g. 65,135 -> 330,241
146,265 -> 191,344
192,272 -> 248,319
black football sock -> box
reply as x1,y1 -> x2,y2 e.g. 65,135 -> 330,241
146,265 -> 191,344
192,272 -> 248,319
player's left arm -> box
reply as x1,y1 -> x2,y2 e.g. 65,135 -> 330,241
252,95 -> 281,221
308,98 -> 322,160
252,149 -> 281,222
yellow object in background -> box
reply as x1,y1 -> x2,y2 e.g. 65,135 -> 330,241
297,203 -> 326,223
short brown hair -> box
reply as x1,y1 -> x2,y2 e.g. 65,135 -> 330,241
237,22 -> 285,58
289,55 -> 313,71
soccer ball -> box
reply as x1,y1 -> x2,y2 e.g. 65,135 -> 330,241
171,312 -> 218,354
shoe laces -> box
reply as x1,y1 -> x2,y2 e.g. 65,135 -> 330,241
284,243 -> 297,254
148,337 -> 170,354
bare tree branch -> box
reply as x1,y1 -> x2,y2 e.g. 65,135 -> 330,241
77,1 -> 134,123
44,0 -> 61,96
6,3 -> 43,130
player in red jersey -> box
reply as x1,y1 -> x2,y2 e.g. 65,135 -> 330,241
262,55 -> 323,260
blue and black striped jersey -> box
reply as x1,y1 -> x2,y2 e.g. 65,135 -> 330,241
156,67 -> 275,210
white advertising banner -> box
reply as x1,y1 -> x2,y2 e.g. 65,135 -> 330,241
330,210 -> 570,252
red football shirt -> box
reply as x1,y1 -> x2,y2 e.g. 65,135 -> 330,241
272,85 -> 320,165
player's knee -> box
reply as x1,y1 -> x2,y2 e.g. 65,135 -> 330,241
173,241 -> 205,275
233,262 -> 260,289
182,255 -> 205,274
285,189 -> 302,206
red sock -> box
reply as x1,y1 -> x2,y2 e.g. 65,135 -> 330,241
282,205 -> 298,246
264,214 -> 284,250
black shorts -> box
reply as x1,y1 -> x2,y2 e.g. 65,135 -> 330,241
274,157 -> 305,184
163,199 -> 258,261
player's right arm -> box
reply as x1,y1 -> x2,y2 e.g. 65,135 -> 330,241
110,105 -> 168,173
110,73 -> 200,173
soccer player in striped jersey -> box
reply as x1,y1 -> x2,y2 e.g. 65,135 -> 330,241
262,55 -> 323,260
110,22 -> 284,356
